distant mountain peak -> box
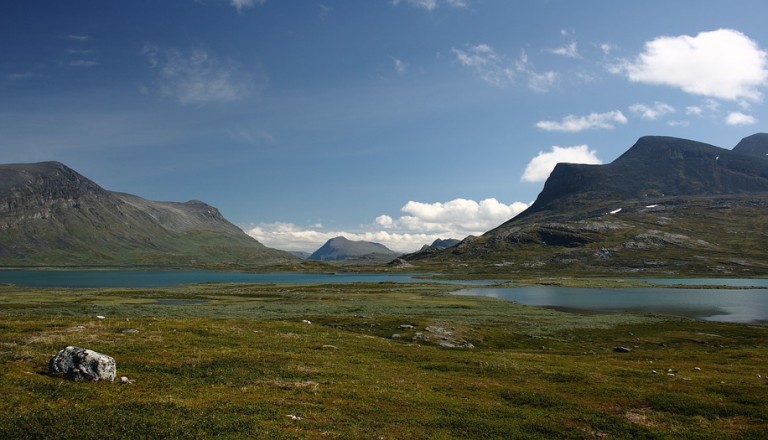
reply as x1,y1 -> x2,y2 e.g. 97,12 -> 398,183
308,236 -> 399,263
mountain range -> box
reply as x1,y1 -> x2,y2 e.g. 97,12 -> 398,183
404,133 -> 768,276
0,161 -> 297,266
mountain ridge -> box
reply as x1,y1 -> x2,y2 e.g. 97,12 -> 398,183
403,134 -> 768,275
0,161 -> 298,266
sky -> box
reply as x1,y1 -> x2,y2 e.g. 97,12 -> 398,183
2,1 -> 767,253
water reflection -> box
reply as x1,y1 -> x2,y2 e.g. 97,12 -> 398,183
455,286 -> 768,323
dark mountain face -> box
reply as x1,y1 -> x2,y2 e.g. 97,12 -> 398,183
404,134 -> 768,275
733,133 -> 768,158
0,161 -> 297,266
519,135 -> 768,220
308,236 -> 399,263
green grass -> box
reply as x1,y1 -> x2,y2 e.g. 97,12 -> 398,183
0,282 -> 767,439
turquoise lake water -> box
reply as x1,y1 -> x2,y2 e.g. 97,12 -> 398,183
454,286 -> 768,323
2,270 -> 766,323
0,270 -> 436,288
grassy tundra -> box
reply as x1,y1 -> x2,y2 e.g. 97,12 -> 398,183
0,282 -> 766,439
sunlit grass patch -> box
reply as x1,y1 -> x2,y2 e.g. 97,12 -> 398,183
0,282 -> 766,438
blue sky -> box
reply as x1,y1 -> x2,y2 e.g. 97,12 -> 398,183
2,1 -> 767,252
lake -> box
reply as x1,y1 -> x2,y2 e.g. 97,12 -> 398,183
0,269 -> 456,288
454,286 -> 768,323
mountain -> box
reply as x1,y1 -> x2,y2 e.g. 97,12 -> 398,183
308,236 -> 400,263
0,161 -> 298,266
404,238 -> 462,260
403,134 -> 768,276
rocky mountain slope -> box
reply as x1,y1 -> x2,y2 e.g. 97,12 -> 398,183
403,134 -> 768,276
0,161 -> 298,266
308,237 -> 400,263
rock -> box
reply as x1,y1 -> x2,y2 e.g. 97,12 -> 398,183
398,324 -> 414,329
614,346 -> 632,353
302,319 -> 312,325
120,328 -> 140,334
119,376 -> 134,384
48,346 -> 116,382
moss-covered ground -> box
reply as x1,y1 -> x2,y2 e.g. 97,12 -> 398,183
0,282 -> 766,439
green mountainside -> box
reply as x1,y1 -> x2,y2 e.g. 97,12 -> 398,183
403,134 -> 768,276
0,161 -> 298,266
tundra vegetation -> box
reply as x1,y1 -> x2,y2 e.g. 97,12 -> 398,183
0,281 -> 766,439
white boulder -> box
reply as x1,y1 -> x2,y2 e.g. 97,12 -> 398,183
48,346 -> 116,382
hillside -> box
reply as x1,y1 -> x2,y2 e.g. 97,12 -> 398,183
403,134 -> 768,276
308,237 -> 400,263
0,161 -> 298,266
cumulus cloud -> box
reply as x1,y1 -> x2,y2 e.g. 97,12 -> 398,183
619,29 -> 768,101
142,45 -> 258,105
629,101 -> 675,120
725,111 -> 757,125
246,198 -> 529,253
521,145 -> 603,183
535,110 -> 627,132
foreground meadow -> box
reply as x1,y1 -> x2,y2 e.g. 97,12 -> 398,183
0,282 -> 766,439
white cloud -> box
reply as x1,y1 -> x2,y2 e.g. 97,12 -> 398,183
620,29 -> 768,101
549,42 -> 579,58
535,110 -> 627,132
392,0 -> 467,10
453,45 -> 557,91
599,43 -> 616,56
230,0 -> 266,13
453,44 -> 514,87
521,145 -> 603,183
516,50 -> 558,92
142,45 -> 258,105
246,198 -> 529,253
725,111 -> 757,125
685,106 -> 703,116
629,101 -> 675,120
393,57 -> 407,74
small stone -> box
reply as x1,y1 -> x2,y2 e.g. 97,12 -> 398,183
651,370 -> 658,374
614,346 -> 632,353
301,320 -> 312,325
120,376 -> 134,384
321,345 -> 338,350
286,414 -> 302,421
391,333 -> 402,339
95,316 -> 106,320
120,329 -> 140,334
398,324 -> 414,329
694,367 -> 702,371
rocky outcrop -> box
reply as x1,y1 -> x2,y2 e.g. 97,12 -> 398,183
48,346 -> 117,382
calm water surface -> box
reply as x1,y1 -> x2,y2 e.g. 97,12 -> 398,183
0,270 -> 453,288
455,286 -> 768,323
